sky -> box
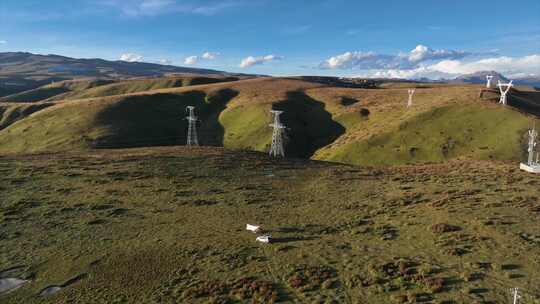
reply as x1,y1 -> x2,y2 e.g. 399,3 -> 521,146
0,0 -> 539,79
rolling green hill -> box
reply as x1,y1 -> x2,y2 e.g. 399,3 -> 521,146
0,76 -> 239,103
0,79 -> 114,103
0,77 -> 537,167
0,52 -> 246,97
45,76 -> 239,102
0,102 -> 54,130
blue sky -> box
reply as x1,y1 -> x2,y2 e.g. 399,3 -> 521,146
1,0 -> 539,78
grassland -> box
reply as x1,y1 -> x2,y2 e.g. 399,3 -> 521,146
0,77 -> 537,167
0,77 -> 238,104
1,147 -> 539,303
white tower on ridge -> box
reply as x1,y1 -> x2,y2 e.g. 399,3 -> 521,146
269,110 -> 286,157
407,89 -> 415,108
185,106 -> 199,147
520,125 -> 540,173
486,75 -> 493,88
497,80 -> 513,105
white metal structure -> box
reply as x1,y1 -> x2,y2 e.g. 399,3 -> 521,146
520,126 -> 540,173
185,106 -> 199,147
256,234 -> 271,243
246,224 -> 261,233
511,288 -> 521,304
269,110 -> 286,157
407,89 -> 415,108
497,80 -> 513,105
486,75 -> 493,88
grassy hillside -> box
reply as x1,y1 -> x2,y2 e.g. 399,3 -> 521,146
0,77 -> 239,103
1,147 -> 539,303
0,102 -> 54,130
0,78 -> 537,166
46,76 -> 239,101
0,79 -> 114,103
0,52 -> 238,97
322,104 -> 531,166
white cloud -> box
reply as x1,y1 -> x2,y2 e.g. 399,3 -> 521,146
159,59 -> 173,65
353,54 -> 540,80
321,45 -> 471,70
428,55 -> 540,76
184,55 -> 199,65
322,51 -> 390,69
201,51 -> 218,60
183,51 -> 219,65
0,40 -> 6,44
98,0 -> 244,17
239,55 -> 283,68
407,44 -> 468,62
120,53 -> 144,62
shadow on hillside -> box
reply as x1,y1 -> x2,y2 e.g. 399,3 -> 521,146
507,89 -> 540,116
272,91 -> 345,158
91,89 -> 238,148
0,87 -> 71,103
0,103 -> 55,130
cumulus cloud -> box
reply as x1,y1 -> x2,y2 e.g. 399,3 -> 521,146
353,54 -> 540,80
239,55 -> 283,68
321,51 -> 396,69
320,45 -> 471,70
428,55 -> 540,76
120,53 -> 144,62
201,51 -> 219,60
183,51 -> 219,65
183,55 -> 199,65
318,44 -> 538,80
407,44 -> 469,62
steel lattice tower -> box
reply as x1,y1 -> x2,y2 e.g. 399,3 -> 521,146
185,106 -> 199,147
407,89 -> 415,108
498,80 -> 513,105
269,110 -> 286,157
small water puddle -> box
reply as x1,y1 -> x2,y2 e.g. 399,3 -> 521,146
38,273 -> 87,297
0,278 -> 29,294
39,285 -> 62,296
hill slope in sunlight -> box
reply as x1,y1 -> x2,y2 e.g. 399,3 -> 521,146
0,77 -> 538,166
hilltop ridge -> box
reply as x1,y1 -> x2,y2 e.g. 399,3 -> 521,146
0,76 -> 538,167
0,52 -> 256,97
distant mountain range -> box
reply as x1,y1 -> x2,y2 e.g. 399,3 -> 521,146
1,52 -> 538,97
0,52 -> 249,97
447,71 -> 540,88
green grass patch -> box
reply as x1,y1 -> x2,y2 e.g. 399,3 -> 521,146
328,103 -> 536,166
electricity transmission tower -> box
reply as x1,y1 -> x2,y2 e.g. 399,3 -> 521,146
407,89 -> 415,108
498,80 -> 513,105
269,110 -> 286,157
185,106 -> 199,147
486,75 -> 493,88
